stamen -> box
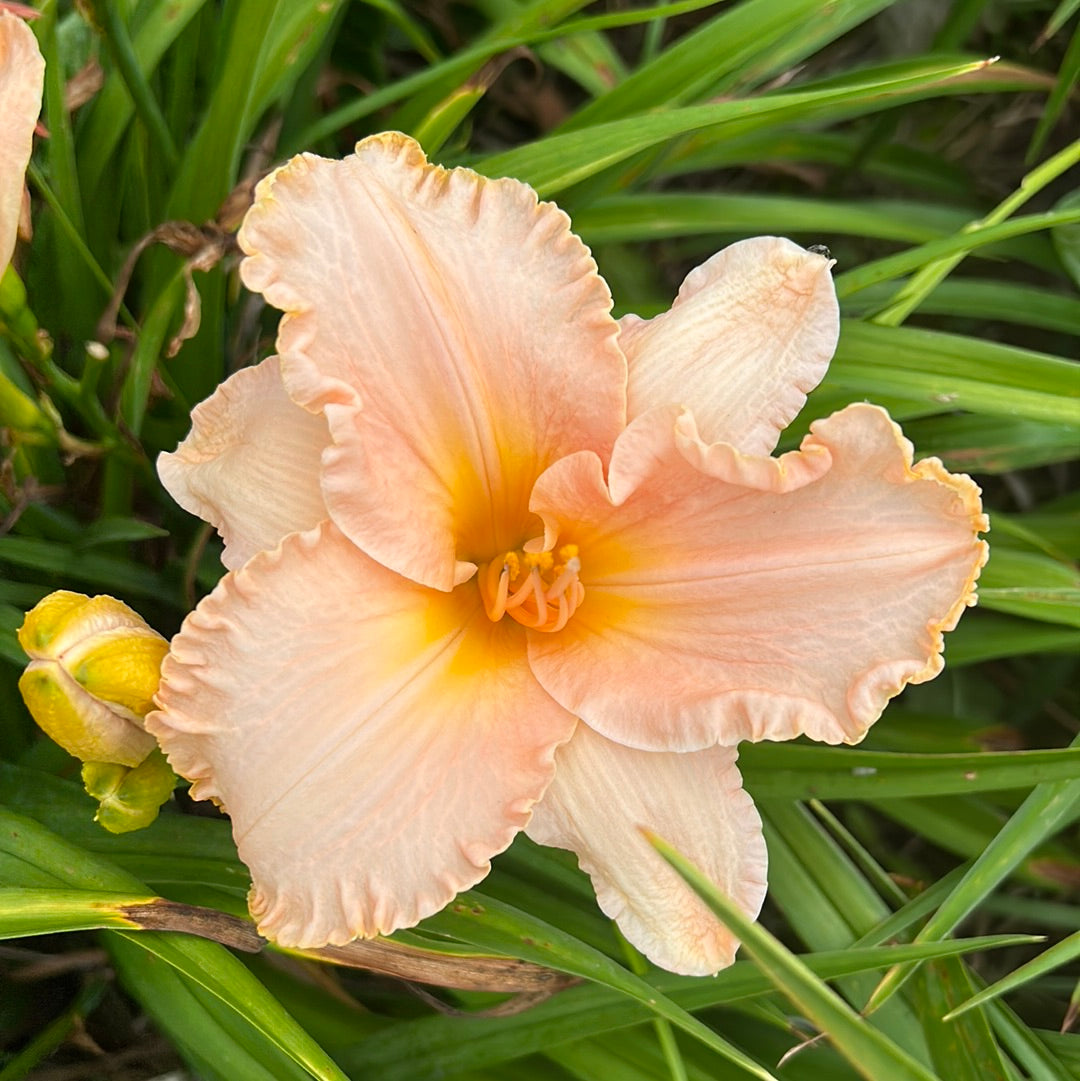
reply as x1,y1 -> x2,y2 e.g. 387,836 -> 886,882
483,558 -> 511,621
550,592 -> 572,633
504,569 -> 539,612
529,572 -> 547,628
545,556 -> 581,602
479,543 -> 585,633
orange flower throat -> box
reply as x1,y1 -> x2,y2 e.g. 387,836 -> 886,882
480,545 -> 584,633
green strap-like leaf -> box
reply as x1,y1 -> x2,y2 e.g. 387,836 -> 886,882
648,832 -> 944,1081
0,807 -> 348,1081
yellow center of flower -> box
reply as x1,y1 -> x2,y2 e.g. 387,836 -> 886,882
480,544 -> 584,634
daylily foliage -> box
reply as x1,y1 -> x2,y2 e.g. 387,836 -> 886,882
148,133 -> 987,975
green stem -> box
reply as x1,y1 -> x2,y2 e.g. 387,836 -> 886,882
93,0 -> 181,173
870,138 -> 1080,326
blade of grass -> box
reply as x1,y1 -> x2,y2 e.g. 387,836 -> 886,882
1029,23 -> 1080,162
865,735 -> 1080,1014
1035,0 -> 1080,49
648,832 -> 944,1081
0,766 -> 771,1081
760,804 -> 927,1056
546,1027 -> 723,1081
164,0 -> 280,220
667,129 -> 971,199
423,894 -> 780,1081
24,164 -> 119,304
835,208 -> 1080,298
248,1 -> 346,125
90,0 -> 179,171
0,807 -> 349,1081
33,0 -> 97,338
944,612 -> 1080,666
292,0 -> 587,148
478,58 -> 998,196
119,266 -> 187,436
550,0 -> 726,37
978,547 -> 1080,628
0,887 -> 156,937
106,933 -> 313,1081
338,937 -> 1036,1081
558,56 -> 1050,204
840,279 -> 1080,336
560,0 -> 895,129
77,0 -> 208,201
574,193 -> 971,246
741,745 -> 1080,800
916,958 -> 1012,1081
870,796 -> 1079,889
616,932 -> 690,1081
870,139 -> 1080,324
985,999 -> 1075,1081
0,536 -> 171,600
827,321 -> 1080,428
943,931 -> 1080,1021
385,0 -> 594,134
850,866 -> 972,949
363,0 -> 440,61
896,415 -> 1080,475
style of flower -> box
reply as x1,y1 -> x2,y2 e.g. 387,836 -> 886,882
148,133 -> 987,976
0,8 -> 44,271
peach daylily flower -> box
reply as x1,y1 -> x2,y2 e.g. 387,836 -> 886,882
0,8 -> 43,270
147,133 -> 987,976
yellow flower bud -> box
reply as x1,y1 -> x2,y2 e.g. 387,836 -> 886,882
82,750 -> 177,834
18,591 -> 167,768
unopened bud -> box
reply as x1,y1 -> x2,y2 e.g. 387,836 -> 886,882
82,750 -> 176,834
18,591 -> 166,766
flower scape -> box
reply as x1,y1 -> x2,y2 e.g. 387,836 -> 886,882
145,132 -> 988,977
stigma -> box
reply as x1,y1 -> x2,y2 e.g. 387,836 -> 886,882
480,544 -> 584,633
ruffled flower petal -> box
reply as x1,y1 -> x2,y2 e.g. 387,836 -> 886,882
527,403 -> 988,751
527,724 -> 766,975
158,357 -> 331,570
0,11 -> 44,269
618,238 -> 838,455
238,132 -> 626,591
147,522 -> 577,947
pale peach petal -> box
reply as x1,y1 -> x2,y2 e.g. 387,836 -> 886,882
147,522 -> 577,947
528,403 -> 988,751
618,238 -> 838,456
527,725 -> 766,976
238,132 -> 626,591
158,357 -> 330,570
0,11 -> 44,269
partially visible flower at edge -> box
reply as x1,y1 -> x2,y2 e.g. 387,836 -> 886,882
0,8 -> 44,271
147,132 -> 988,976
18,591 -> 176,833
